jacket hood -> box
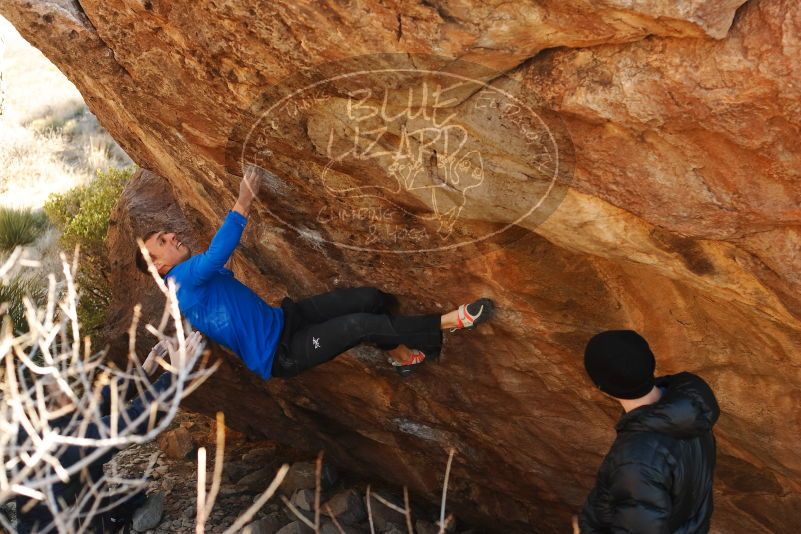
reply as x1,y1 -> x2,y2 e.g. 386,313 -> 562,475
616,372 -> 720,439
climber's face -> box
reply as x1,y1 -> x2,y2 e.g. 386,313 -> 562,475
143,231 -> 192,275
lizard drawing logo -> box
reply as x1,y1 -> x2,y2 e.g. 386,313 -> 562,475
319,85 -> 486,239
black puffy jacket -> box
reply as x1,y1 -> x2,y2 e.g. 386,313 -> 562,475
579,372 -> 720,534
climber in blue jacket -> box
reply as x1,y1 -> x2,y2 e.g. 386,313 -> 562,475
136,164 -> 493,379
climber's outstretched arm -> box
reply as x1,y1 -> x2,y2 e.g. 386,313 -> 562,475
184,168 -> 262,283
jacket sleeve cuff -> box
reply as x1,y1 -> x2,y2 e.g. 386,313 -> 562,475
227,210 -> 248,227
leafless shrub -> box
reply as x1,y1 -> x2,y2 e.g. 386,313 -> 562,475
0,245 -> 217,533
195,412 -> 289,534
284,448 -> 458,534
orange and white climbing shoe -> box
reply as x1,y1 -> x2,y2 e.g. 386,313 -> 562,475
451,298 -> 494,332
391,349 -> 427,376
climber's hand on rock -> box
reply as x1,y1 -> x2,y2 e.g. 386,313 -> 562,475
242,163 -> 263,197
234,163 -> 263,217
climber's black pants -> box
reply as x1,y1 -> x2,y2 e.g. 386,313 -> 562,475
271,287 -> 442,378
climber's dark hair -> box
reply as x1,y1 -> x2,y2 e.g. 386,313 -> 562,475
135,230 -> 158,275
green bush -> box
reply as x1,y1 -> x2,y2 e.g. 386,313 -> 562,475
0,207 -> 48,251
0,274 -> 47,334
44,166 -> 135,336
44,166 -> 133,253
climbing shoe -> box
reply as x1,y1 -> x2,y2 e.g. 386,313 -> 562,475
391,348 -> 428,376
450,297 -> 494,332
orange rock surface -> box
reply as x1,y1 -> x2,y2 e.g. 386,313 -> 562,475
3,1 -> 800,531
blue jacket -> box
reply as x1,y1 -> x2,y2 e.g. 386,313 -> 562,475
166,211 -> 284,378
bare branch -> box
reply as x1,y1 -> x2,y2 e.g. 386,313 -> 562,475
197,447 -> 207,534
314,451 -> 323,531
438,448 -> 455,534
222,464 -> 289,534
0,248 -> 215,533
403,487 -> 413,534
370,493 -> 406,515
281,494 -> 316,530
203,412 -> 226,517
324,503 -> 346,534
366,485 -> 376,534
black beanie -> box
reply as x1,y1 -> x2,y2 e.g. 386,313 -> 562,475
584,330 -> 655,400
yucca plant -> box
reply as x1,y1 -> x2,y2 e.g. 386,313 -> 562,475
0,207 -> 48,251
0,274 -> 47,333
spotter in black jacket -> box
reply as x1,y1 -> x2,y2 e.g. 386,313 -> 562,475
579,372 -> 720,534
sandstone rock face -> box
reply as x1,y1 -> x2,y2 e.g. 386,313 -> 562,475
3,1 -> 800,532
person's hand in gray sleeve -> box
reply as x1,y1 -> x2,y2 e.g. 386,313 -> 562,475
141,330 -> 204,375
